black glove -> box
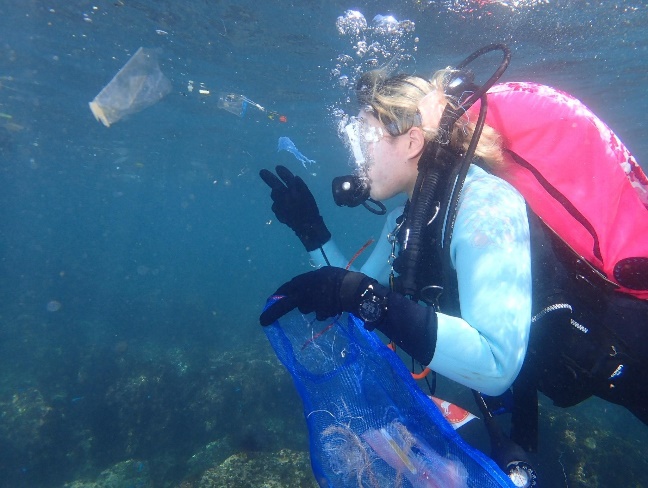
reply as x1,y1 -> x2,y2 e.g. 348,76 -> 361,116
261,267 -> 439,367
259,165 -> 331,251
259,267 -> 375,326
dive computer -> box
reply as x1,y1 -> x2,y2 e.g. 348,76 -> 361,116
357,284 -> 388,328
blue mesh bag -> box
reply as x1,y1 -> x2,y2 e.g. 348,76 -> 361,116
263,298 -> 514,487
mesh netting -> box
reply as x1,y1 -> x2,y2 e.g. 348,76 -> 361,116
264,299 -> 514,487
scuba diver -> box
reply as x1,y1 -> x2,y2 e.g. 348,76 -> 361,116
259,44 -> 648,485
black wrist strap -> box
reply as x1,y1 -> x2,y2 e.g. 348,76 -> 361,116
339,272 -> 373,310
377,293 -> 438,365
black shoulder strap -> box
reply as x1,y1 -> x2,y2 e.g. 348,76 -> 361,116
392,163 -> 464,315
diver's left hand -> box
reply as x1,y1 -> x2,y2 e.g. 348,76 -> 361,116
259,267 -> 373,326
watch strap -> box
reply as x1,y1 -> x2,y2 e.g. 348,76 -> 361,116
340,272 -> 374,310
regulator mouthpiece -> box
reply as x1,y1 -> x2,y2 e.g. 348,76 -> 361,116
332,174 -> 386,215
332,174 -> 368,208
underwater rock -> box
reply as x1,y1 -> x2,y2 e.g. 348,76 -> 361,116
63,459 -> 152,488
540,397 -> 648,488
0,333 -> 307,486
0,387 -> 52,452
186,438 -> 233,478
193,449 -> 317,488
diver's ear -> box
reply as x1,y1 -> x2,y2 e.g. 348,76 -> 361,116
407,126 -> 426,159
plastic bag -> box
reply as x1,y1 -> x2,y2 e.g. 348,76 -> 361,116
277,137 -> 316,167
89,47 -> 172,127
217,93 -> 248,117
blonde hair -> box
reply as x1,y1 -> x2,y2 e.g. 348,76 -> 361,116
355,68 -> 505,170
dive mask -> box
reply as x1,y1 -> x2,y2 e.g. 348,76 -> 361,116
333,115 -> 387,215
340,115 -> 385,171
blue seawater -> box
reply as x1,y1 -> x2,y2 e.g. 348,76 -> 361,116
0,1 -> 646,487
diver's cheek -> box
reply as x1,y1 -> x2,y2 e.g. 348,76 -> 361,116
371,183 -> 397,202
368,184 -> 381,201
365,163 -> 377,188
365,169 -> 379,200
367,168 -> 387,201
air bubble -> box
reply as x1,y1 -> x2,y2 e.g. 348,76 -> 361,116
336,10 -> 367,36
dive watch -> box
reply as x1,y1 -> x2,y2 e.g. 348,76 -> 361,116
358,283 -> 388,328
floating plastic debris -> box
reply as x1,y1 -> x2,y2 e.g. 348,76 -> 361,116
89,47 -> 171,127
277,137 -> 315,167
218,93 -> 287,122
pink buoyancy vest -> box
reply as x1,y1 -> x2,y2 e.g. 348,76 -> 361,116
469,82 -> 648,299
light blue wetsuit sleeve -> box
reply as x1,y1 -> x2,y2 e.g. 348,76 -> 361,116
428,166 -> 531,396
308,207 -> 403,288
308,239 -> 348,269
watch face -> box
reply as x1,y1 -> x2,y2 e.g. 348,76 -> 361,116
359,297 -> 383,323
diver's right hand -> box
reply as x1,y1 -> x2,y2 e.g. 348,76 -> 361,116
259,165 -> 331,251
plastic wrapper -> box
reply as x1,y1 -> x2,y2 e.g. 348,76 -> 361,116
89,47 -> 171,127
